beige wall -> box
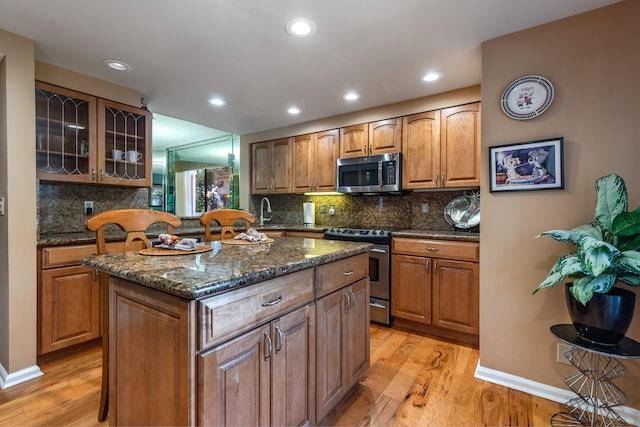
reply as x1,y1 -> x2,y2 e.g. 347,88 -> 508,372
0,29 -> 37,375
238,85 -> 481,210
480,0 -> 640,407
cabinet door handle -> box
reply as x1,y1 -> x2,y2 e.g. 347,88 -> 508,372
262,295 -> 283,306
425,259 -> 430,273
349,289 -> 356,309
369,144 -> 372,154
343,292 -> 351,313
264,331 -> 273,361
442,174 -> 445,185
100,169 -> 105,181
92,168 -> 96,181
425,247 -> 439,252
342,270 -> 355,276
435,174 -> 439,186
275,326 -> 283,354
434,260 -> 438,272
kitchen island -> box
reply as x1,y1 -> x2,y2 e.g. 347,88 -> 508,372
82,237 -> 372,426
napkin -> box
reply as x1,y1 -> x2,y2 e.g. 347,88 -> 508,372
174,238 -> 199,251
234,228 -> 269,242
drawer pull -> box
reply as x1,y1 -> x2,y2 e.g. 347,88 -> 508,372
261,295 -> 283,306
425,247 -> 439,252
342,270 -> 355,276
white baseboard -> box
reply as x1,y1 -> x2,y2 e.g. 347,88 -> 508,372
0,362 -> 43,389
475,362 -> 640,425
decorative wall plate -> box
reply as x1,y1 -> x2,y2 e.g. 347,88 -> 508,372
501,75 -> 554,120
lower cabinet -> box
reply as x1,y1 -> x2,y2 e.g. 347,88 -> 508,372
316,277 -> 370,421
198,304 -> 315,426
39,264 -> 100,354
392,237 -> 479,342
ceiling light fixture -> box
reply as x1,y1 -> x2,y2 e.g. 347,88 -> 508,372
420,71 -> 442,82
208,97 -> 226,106
344,92 -> 360,101
285,18 -> 316,37
287,107 -> 301,115
102,59 -> 133,72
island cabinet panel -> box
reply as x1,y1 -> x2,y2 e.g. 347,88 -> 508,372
315,252 -> 368,298
110,278 -> 195,427
316,277 -> 370,422
198,303 -> 316,427
198,268 -> 314,350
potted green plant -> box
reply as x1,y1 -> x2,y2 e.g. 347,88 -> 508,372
534,173 -> 639,345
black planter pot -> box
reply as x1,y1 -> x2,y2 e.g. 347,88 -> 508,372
566,283 -> 636,345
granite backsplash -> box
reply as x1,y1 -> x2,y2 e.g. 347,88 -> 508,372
249,190 -> 479,232
38,182 -> 480,235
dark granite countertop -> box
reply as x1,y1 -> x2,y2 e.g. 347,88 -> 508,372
81,237 -> 372,300
392,229 -> 479,242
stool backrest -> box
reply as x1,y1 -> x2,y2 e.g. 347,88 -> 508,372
200,209 -> 256,241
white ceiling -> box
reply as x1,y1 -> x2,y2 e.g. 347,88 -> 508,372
0,0 -> 620,137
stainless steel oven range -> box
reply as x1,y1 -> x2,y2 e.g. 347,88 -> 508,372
323,228 -> 392,325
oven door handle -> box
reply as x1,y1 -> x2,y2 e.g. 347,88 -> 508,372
371,248 -> 387,253
370,302 -> 386,309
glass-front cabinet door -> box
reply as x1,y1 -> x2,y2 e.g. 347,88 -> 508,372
35,81 -> 98,183
97,99 -> 151,186
35,81 -> 151,187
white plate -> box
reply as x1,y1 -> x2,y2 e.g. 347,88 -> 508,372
501,75 -> 554,120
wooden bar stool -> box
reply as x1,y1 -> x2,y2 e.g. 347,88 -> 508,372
85,209 -> 181,422
200,209 -> 256,241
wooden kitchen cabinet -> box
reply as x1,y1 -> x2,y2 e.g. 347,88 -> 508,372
369,117 -> 402,155
402,102 -> 480,189
392,237 -> 479,344
251,138 -> 291,194
35,81 -> 151,187
340,119 -> 401,158
291,129 -> 340,193
199,304 -> 315,426
38,241 -> 139,356
339,123 -> 368,158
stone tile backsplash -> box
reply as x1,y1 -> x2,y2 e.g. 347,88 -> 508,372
249,189 -> 480,231
39,183 -> 149,234
39,182 -> 479,235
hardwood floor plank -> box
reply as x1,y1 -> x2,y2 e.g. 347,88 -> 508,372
0,324 -> 564,426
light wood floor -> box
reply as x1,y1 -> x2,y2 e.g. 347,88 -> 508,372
0,324 -> 564,426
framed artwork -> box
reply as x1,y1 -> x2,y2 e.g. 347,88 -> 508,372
489,137 -> 564,192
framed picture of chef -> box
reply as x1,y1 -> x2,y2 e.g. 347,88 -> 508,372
489,137 -> 564,192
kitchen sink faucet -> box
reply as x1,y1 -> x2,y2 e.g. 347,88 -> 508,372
259,197 -> 272,225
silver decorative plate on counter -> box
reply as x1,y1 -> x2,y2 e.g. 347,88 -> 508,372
444,193 -> 480,229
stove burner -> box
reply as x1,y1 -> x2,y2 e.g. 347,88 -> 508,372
323,228 -> 392,244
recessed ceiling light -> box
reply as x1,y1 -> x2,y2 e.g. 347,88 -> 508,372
102,59 -> 132,72
285,18 -> 316,37
287,107 -> 301,115
344,92 -> 360,101
420,72 -> 442,82
208,97 -> 226,106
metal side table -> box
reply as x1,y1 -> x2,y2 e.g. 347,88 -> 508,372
550,324 -> 640,427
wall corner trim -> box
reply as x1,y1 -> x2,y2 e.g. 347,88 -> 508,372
0,362 -> 43,390
474,362 -> 640,425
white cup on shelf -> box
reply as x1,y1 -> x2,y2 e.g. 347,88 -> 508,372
126,150 -> 142,162
111,149 -> 124,160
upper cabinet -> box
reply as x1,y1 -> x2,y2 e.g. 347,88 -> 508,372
403,102 -> 480,190
292,129 -> 339,193
251,138 -> 291,194
368,118 -> 402,156
35,81 -> 151,187
339,119 -> 401,158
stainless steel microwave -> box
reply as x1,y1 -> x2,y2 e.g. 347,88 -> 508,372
336,152 -> 402,193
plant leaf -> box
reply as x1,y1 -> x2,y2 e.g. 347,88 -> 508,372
594,173 -> 627,233
618,274 -> 640,286
615,250 -> 640,275
537,223 -> 602,245
577,236 -> 619,276
570,274 -> 617,305
533,253 -> 584,293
